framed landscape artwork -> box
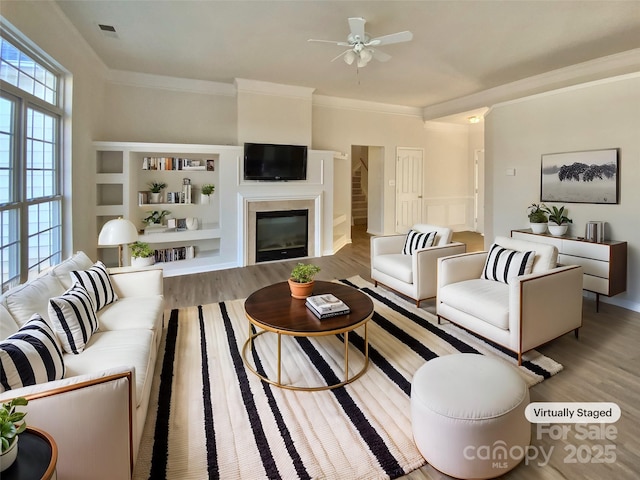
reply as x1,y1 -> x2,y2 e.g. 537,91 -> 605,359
540,148 -> 619,204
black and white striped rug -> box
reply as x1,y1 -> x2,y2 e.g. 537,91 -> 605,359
133,276 -> 562,480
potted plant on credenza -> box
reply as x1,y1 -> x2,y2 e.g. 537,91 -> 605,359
543,205 -> 572,236
527,203 -> 548,234
288,263 -> 321,299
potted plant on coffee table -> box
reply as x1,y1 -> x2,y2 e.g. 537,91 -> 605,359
543,204 -> 572,236
0,397 -> 28,472
130,241 -> 156,267
288,263 -> 321,299
527,203 -> 548,234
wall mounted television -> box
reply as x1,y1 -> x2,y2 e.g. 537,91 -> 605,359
243,143 -> 308,181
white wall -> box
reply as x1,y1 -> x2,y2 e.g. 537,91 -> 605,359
485,73 -> 640,311
101,82 -> 237,145
423,122 -> 475,231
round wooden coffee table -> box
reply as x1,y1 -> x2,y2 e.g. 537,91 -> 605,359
243,280 -> 374,391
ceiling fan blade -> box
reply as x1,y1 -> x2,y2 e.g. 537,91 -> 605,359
371,49 -> 391,62
348,17 -> 366,42
368,31 -> 413,46
308,39 -> 350,46
330,49 -> 351,62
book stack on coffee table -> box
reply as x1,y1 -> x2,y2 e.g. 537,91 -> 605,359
305,294 -> 351,319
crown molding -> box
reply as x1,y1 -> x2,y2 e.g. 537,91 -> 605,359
313,95 -> 423,117
107,70 -> 236,96
234,78 -> 315,99
422,48 -> 640,121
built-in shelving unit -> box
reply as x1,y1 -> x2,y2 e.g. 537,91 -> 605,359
94,142 -> 242,276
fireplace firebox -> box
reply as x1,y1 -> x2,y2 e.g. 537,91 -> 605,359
256,209 -> 308,262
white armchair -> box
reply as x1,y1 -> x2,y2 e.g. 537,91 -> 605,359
436,236 -> 583,365
371,224 -> 466,306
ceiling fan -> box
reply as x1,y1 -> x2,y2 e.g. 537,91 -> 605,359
308,17 -> 413,68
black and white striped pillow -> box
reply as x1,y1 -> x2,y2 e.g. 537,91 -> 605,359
481,243 -> 535,284
70,261 -> 117,311
402,230 -> 437,255
0,314 -> 65,392
48,283 -> 99,354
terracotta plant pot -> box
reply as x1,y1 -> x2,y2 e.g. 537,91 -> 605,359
288,278 -> 314,299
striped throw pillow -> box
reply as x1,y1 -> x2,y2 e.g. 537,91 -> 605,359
402,230 -> 437,255
481,243 -> 535,284
49,283 -> 99,354
0,314 -> 65,392
71,261 -> 118,311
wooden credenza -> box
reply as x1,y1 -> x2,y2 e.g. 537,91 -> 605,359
511,229 -> 627,310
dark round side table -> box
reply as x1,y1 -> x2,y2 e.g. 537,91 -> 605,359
3,427 -> 57,480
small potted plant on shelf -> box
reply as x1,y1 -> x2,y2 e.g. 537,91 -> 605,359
543,204 -> 572,236
527,203 -> 548,234
0,397 -> 28,473
288,263 -> 321,299
130,241 -> 156,268
143,209 -> 171,226
148,181 -> 167,204
200,184 -> 215,205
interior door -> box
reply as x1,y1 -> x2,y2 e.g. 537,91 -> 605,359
395,148 -> 424,233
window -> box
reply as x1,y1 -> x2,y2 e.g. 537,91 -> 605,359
0,34 -> 63,292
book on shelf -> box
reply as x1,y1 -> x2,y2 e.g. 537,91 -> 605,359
154,245 -> 195,263
305,294 -> 350,319
142,157 -> 209,171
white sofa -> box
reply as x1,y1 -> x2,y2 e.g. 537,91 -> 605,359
371,224 -> 466,306
0,252 -> 163,480
436,236 -> 583,365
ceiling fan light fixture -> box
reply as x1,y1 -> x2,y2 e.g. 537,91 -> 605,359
360,49 -> 373,64
344,50 -> 356,65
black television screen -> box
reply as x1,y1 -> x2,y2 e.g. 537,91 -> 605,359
244,143 -> 307,181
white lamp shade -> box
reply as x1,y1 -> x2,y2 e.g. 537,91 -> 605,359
98,218 -> 138,246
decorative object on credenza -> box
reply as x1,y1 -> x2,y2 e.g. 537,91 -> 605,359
542,204 -> 572,236
585,221 -> 604,243
98,217 -> 139,267
130,241 -> 155,268
541,148 -> 619,204
527,203 -> 548,234
288,263 -> 321,299
147,181 -> 167,204
200,183 -> 215,205
0,397 -> 28,472
143,210 -> 171,226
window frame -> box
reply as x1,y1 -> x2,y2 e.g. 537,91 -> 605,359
0,28 -> 64,291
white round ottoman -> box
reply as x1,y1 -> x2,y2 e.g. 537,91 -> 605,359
411,354 -> 530,479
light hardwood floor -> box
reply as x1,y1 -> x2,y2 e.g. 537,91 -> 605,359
164,226 -> 640,480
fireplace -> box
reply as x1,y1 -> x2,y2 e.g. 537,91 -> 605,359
255,209 -> 308,262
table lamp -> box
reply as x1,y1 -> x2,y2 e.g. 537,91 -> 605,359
98,217 -> 138,267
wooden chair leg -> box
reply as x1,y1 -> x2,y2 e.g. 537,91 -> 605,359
517,352 -> 522,366
416,299 -> 421,308
437,315 -> 441,325
374,280 -> 378,287
574,328 -> 580,339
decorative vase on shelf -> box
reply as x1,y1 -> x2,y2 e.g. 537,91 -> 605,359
0,437 -> 18,472
150,192 -> 162,204
200,193 -> 210,205
530,222 -> 548,234
186,217 -> 199,231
